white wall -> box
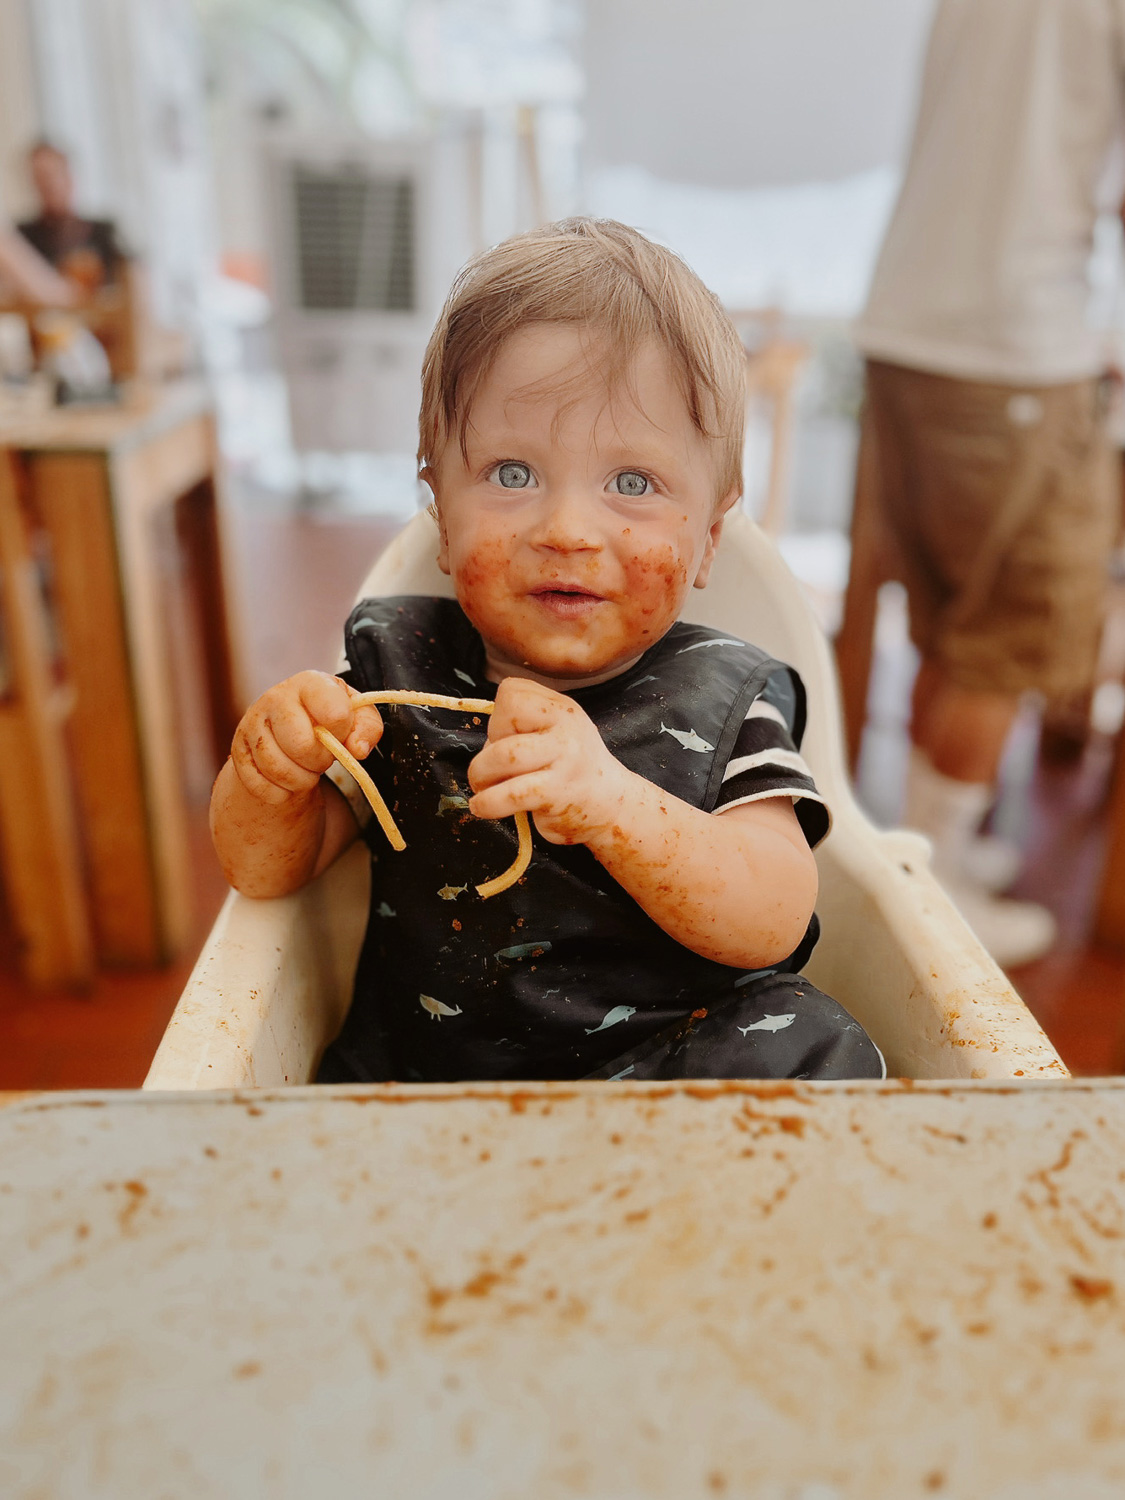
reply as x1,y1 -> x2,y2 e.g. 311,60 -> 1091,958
582,0 -> 937,188
0,0 -> 41,218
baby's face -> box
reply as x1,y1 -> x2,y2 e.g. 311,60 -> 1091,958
429,324 -> 737,689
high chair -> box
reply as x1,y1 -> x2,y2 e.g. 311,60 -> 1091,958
145,510 -> 1066,1088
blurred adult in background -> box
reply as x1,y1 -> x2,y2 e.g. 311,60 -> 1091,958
17,141 -> 125,298
852,0 -> 1125,967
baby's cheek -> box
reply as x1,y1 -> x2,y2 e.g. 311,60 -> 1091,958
620,545 -> 690,638
454,536 -> 518,615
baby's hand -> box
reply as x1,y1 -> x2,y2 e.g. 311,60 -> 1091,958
230,671 -> 384,807
467,678 -> 631,845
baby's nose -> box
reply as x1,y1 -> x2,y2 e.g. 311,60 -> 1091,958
530,489 -> 602,551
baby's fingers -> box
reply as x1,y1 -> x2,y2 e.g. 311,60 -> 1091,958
264,673 -> 351,770
468,731 -> 553,793
488,676 -> 572,741
231,726 -> 319,804
342,700 -> 383,760
296,671 -> 357,738
469,771 -> 545,823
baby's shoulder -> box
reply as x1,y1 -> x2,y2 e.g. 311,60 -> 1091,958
644,622 -> 806,739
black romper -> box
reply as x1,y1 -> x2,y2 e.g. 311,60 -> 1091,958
316,597 -> 883,1084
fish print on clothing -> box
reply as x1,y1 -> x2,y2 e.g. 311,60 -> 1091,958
676,638 -> 747,654
437,883 -> 468,901
737,1013 -> 796,1036
437,794 -> 470,816
660,723 -> 714,753
586,1004 -> 636,1035
496,941 -> 553,961
419,994 -> 463,1020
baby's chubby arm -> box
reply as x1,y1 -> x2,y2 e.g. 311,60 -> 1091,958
468,678 -> 817,970
210,671 -> 384,898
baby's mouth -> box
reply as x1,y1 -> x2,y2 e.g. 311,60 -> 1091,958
529,585 -> 605,619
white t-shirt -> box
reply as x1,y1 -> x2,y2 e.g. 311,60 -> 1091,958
854,0 -> 1125,385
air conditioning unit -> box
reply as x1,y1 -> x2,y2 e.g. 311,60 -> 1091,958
265,132 -> 474,454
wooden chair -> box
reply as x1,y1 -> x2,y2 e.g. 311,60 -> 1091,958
743,336 -> 810,536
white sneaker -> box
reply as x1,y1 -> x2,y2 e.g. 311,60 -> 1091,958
960,834 -> 1022,893
942,880 -> 1057,969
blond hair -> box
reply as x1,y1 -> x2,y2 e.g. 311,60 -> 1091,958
418,217 -> 746,500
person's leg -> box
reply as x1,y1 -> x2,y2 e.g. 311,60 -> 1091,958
905,658 -> 1026,896
906,650 -> 1057,967
867,366 -> 1115,964
879,368 -> 1067,962
910,658 -> 1020,784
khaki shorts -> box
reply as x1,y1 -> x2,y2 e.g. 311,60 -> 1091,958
862,359 -> 1120,698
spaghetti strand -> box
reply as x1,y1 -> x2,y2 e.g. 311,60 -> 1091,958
314,726 -> 405,851
318,689 -> 531,898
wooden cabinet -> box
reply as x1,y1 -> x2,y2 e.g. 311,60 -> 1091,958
0,382 -> 243,982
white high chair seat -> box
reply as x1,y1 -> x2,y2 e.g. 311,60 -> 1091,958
146,511 -> 1065,1087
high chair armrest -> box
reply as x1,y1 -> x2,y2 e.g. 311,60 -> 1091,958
143,844 -> 369,1090
808,803 -> 1067,1081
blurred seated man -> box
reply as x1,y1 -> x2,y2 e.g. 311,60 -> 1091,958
17,141 -> 125,298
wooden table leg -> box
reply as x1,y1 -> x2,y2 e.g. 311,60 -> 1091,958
109,442 -> 200,961
0,451 -> 94,984
175,466 -> 244,766
29,450 -> 165,966
835,404 -> 892,770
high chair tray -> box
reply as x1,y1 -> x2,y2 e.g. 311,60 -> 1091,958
2,1079 -> 1122,1497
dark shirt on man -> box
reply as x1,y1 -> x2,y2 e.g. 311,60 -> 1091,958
16,215 -> 124,288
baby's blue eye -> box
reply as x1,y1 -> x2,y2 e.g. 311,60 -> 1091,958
495,461 -> 532,489
614,471 -> 650,497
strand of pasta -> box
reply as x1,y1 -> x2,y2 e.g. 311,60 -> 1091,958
313,726 -> 405,852
354,690 -> 495,714
475,805 -> 533,900
314,689 -> 532,898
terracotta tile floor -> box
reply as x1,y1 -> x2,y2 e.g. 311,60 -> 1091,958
1003,741 -> 1125,1074
0,812 -> 228,1089
0,493 -> 1122,1087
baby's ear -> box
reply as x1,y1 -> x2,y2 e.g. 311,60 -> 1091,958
693,488 -> 740,589
420,468 -> 450,574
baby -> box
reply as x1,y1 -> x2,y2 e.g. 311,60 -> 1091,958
211,218 -> 883,1084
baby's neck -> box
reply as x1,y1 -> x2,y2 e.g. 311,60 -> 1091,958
483,646 -> 644,693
